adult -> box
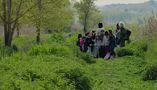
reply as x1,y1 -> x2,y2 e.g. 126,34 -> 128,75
93,35 -> 101,58
119,22 -> 131,47
97,23 -> 104,36
85,32 -> 94,54
109,30 -> 116,57
115,23 -> 121,46
99,30 -> 105,58
103,31 -> 110,57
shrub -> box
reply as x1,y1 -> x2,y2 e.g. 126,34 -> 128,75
77,52 -> 95,64
116,47 -> 134,57
0,45 -> 18,58
13,36 -> 36,52
48,33 -> 65,43
64,68 -> 91,90
28,44 -> 73,57
129,40 -> 148,57
143,64 -> 157,81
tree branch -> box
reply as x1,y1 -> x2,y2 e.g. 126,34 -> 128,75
0,15 -> 4,22
11,0 -> 23,32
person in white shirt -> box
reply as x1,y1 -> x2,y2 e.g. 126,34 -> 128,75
97,23 -> 104,36
103,31 -> 110,57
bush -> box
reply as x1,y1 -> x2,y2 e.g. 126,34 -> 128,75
64,68 -> 91,90
0,55 -> 81,90
28,44 -> 73,57
129,40 -> 148,57
48,33 -> 65,44
143,64 -> 157,81
77,52 -> 95,64
0,45 -> 18,58
116,47 -> 134,57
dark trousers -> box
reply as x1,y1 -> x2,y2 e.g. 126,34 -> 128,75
99,46 -> 105,58
104,46 -> 110,56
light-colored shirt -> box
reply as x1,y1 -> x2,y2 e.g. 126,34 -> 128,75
96,28 -> 104,36
102,35 -> 109,46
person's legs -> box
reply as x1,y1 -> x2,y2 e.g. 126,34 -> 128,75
104,46 -> 110,57
111,47 -> 116,57
120,40 -> 125,47
99,46 -> 104,58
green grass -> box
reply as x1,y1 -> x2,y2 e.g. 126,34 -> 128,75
0,33 -> 157,90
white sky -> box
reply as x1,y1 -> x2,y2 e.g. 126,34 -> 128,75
95,0 -> 150,6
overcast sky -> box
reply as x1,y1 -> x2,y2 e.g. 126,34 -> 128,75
95,0 -> 150,6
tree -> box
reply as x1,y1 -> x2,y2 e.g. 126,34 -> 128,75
36,0 -> 42,44
75,0 -> 99,33
0,0 -> 37,47
28,0 -> 73,42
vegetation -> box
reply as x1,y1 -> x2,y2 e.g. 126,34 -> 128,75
0,0 -> 157,90
75,0 -> 102,33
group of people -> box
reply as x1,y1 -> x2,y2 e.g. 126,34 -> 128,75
77,22 -> 131,59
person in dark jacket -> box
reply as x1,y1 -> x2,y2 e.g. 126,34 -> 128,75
109,30 -> 116,57
119,22 -> 127,47
115,23 -> 121,46
85,32 -> 94,54
77,34 -> 83,51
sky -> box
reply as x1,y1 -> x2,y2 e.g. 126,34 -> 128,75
95,0 -> 150,6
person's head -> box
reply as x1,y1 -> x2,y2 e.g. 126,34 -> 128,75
109,30 -> 112,34
91,31 -> 96,39
116,23 -> 120,30
119,21 -> 125,29
88,32 -> 93,37
78,34 -> 82,39
105,31 -> 109,36
92,30 -> 96,34
83,36 -> 86,40
85,32 -> 89,37
98,23 -> 103,28
109,30 -> 114,36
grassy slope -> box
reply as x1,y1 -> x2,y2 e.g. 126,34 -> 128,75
0,33 -> 157,90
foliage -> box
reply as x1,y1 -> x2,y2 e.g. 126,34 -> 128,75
28,44 -> 72,57
0,45 -> 18,59
77,52 -> 95,64
64,68 -> 91,90
143,64 -> 157,81
75,0 -> 102,32
48,33 -> 65,43
27,0 -> 73,31
0,31 -> 156,89
116,39 -> 149,58
116,47 -> 134,57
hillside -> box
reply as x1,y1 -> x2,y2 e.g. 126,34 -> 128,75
100,0 -> 157,24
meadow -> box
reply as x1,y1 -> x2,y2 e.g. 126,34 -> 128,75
0,25 -> 157,90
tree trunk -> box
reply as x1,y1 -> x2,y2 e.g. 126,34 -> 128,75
2,0 -> 13,47
5,32 -> 13,47
36,26 -> 40,44
36,0 -> 42,44
84,17 -> 87,33
83,13 -> 88,33
16,23 -> 20,37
